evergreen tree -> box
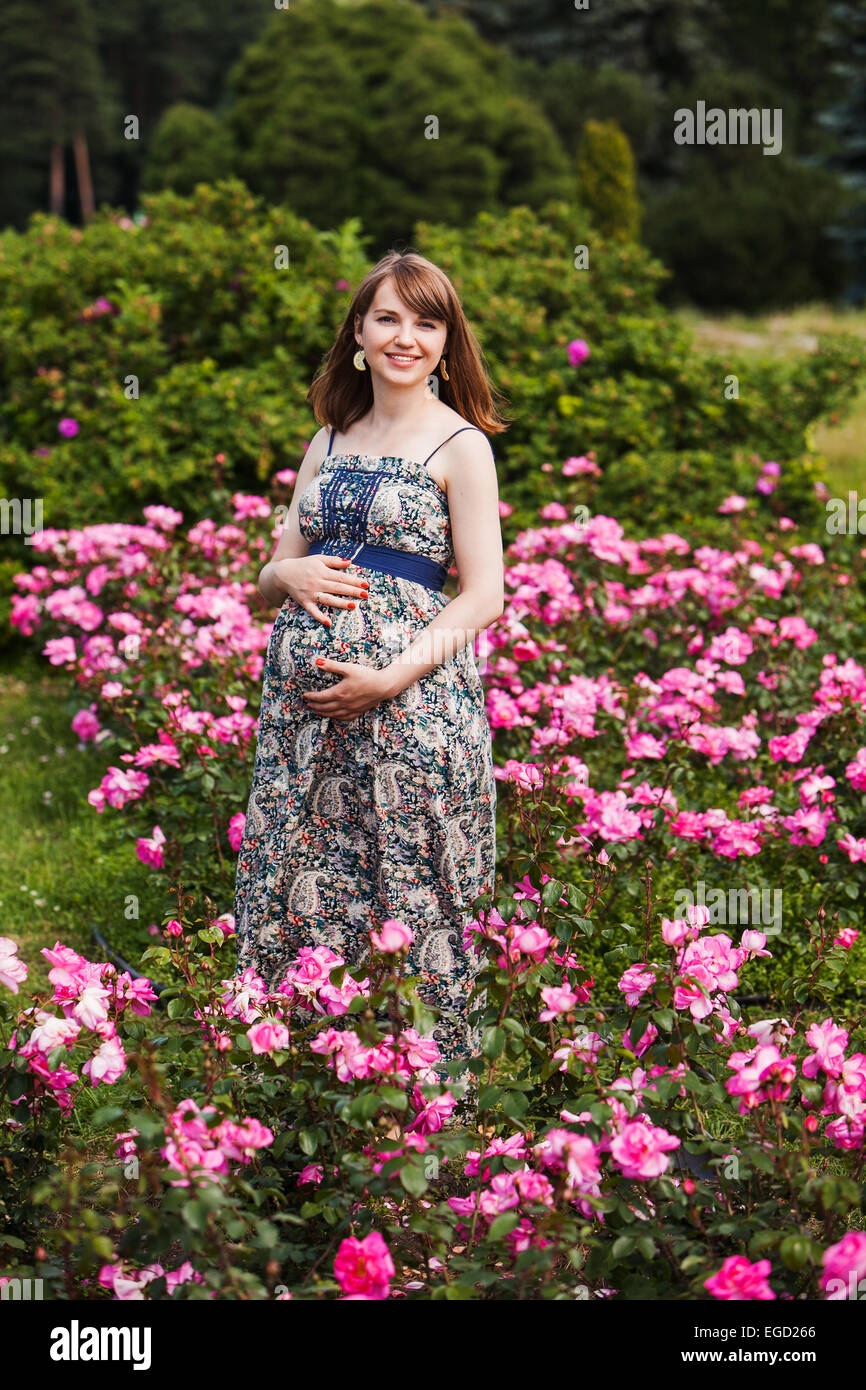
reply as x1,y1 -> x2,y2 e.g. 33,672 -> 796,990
141,104 -> 235,195
223,0 -> 572,250
816,1 -> 866,304
417,0 -> 720,83
0,0 -> 112,226
576,119 -> 642,241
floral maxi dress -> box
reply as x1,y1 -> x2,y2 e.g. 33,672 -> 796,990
233,438 -> 498,1068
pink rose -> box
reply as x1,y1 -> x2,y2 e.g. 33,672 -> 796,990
821,1231 -> 866,1300
227,813 -> 246,852
71,707 -> 101,742
609,1120 -> 680,1179
334,1232 -> 395,1300
705,1255 -> 776,1301
370,919 -> 413,953
82,1035 -> 127,1086
136,825 -> 166,870
247,1020 -> 290,1054
617,964 -> 656,1006
0,937 -> 29,993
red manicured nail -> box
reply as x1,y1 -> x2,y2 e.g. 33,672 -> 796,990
348,602 -> 356,608
315,658 -> 326,666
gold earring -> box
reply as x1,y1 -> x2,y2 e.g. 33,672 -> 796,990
353,348 -> 366,371
439,356 -> 449,381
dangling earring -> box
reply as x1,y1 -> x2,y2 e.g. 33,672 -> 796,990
353,348 -> 367,371
439,356 -> 449,381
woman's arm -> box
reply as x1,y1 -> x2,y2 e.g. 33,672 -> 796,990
257,427 -> 331,606
380,430 -> 505,698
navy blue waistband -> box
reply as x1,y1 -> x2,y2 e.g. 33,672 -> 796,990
306,539 -> 448,592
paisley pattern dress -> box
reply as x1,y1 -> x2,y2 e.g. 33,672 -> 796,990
234,438 -> 498,1080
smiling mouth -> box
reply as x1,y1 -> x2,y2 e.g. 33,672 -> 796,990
385,353 -> 421,364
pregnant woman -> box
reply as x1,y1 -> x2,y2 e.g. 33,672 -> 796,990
234,249 -> 507,1098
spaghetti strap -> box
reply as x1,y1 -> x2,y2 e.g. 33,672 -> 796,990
422,426 -> 484,467
326,425 -> 337,458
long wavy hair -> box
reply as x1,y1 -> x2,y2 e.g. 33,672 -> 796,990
307,250 -> 510,437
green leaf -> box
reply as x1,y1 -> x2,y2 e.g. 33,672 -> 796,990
399,1163 -> 429,1198
542,878 -> 565,907
482,1026 -> 506,1059
501,1018 -> 525,1037
298,1129 -> 318,1157
488,1211 -> 521,1239
501,1089 -> 529,1123
253,1221 -> 279,1249
89,1105 -> 126,1129
477,1085 -> 503,1111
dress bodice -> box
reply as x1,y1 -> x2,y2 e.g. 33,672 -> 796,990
297,454 -> 454,568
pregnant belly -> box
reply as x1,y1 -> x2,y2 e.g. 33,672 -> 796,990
270,599 -> 397,694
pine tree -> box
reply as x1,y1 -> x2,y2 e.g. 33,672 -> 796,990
816,1 -> 866,304
0,0 -> 112,226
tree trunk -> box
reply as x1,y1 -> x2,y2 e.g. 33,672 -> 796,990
50,141 -> 65,216
73,129 -> 95,223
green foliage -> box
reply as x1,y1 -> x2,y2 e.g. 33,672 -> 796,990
222,0 -> 573,251
142,104 -> 237,195
0,177 -> 862,573
645,151 -> 853,313
576,119 -> 642,243
412,200 -> 864,534
532,58 -> 660,162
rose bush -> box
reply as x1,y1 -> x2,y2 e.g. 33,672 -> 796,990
3,449 -> 865,1299
0,853 -> 863,1300
10,464 -> 866,999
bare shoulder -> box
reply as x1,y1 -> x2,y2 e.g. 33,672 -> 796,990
301,424 -> 334,481
438,419 -> 496,492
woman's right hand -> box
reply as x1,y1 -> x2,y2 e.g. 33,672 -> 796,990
272,555 -> 369,626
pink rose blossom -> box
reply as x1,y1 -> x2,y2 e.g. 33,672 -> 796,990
609,1120 -> 680,1179
821,1232 -> 866,1300
705,1256 -> 776,1301
247,1020 -> 290,1054
370,919 -> 413,953
0,938 -> 29,993
136,825 -> 166,870
227,813 -> 246,852
334,1232 -> 395,1300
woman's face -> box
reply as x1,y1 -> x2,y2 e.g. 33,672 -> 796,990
355,276 -> 448,387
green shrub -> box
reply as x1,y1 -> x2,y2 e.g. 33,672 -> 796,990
576,118 -> 642,242
0,177 -> 862,562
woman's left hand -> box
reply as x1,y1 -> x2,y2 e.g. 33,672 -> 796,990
302,658 -> 396,719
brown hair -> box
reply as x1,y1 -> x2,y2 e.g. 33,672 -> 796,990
306,250 -> 510,437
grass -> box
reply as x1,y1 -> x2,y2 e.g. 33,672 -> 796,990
0,650 -> 167,992
675,302 -> 866,495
